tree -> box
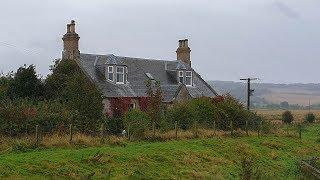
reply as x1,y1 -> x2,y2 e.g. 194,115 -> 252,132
282,110 -> 294,124
7,65 -> 44,99
305,113 -> 316,123
45,59 -> 104,133
145,79 -> 163,125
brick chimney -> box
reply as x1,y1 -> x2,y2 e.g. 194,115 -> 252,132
176,39 -> 191,66
62,20 -> 80,60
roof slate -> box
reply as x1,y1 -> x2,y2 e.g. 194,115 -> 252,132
78,53 -> 218,102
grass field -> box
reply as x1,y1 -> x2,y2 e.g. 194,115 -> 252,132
0,124 -> 319,179
256,109 -> 320,124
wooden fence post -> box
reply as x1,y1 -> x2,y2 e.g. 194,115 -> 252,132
175,121 -> 178,140
153,121 -> 156,139
100,123 -> 105,143
35,125 -> 39,145
245,120 -> 248,136
230,120 -> 233,136
69,124 -> 73,143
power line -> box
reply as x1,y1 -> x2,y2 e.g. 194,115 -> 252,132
0,41 -> 42,56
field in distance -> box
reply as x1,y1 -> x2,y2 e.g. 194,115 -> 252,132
255,109 -> 320,123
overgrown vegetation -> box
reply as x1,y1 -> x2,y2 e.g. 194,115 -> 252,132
282,110 -> 294,124
305,112 -> 316,123
0,59 -> 104,135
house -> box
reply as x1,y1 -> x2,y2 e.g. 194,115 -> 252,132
61,20 -> 218,116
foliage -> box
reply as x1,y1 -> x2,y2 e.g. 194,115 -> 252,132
106,117 -> 124,135
0,74 -> 13,100
166,101 -> 195,130
123,109 -> 150,139
45,59 -> 104,133
0,98 -> 77,136
282,110 -> 294,124
189,97 -> 220,127
305,112 -> 316,123
215,94 -> 253,130
145,80 -> 163,125
7,65 -> 44,99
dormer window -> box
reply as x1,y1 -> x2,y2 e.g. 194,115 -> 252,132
186,71 -> 192,86
108,66 -> 114,81
178,71 -> 184,83
116,66 -> 124,84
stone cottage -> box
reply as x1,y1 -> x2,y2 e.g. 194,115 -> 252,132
61,20 -> 218,116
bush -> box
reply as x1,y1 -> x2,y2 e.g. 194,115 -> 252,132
305,113 -> 316,123
123,109 -> 150,139
106,117 -> 124,135
189,97 -> 220,128
282,111 -> 294,124
215,95 -> 253,130
166,101 -> 195,130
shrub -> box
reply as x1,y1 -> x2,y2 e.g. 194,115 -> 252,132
215,94 -> 252,130
124,109 -> 150,139
166,101 -> 195,130
189,97 -> 220,128
282,111 -> 294,124
106,117 -> 124,135
305,113 -> 315,123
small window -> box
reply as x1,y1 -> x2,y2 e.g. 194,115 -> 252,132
116,66 -> 124,84
178,71 -> 184,83
108,66 -> 114,81
186,71 -> 192,86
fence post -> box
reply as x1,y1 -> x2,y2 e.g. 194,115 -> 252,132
245,120 -> 248,136
153,121 -> 156,139
69,124 -> 73,143
213,120 -> 216,135
175,121 -> 178,140
100,123 -> 105,143
230,120 -> 233,136
35,125 -> 39,146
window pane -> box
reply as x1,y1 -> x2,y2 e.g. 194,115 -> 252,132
186,77 -> 191,85
108,66 -> 113,72
179,71 -> 183,77
117,74 -> 124,83
179,77 -> 184,83
186,71 -> 191,77
117,67 -> 124,73
108,73 -> 113,81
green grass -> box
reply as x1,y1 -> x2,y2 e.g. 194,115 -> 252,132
0,125 -> 319,179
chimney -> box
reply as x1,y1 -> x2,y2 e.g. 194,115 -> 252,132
62,20 -> 80,60
176,39 -> 191,66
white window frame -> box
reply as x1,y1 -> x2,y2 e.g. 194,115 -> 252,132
185,71 -> 192,86
116,66 -> 125,84
107,66 -> 114,82
178,71 -> 184,84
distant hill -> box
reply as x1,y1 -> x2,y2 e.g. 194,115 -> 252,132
208,81 -> 320,107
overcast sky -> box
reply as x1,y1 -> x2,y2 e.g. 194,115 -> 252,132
0,0 -> 319,83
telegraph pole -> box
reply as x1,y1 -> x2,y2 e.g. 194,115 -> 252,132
240,78 -> 258,110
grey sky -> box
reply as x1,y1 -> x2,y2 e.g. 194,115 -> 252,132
0,0 -> 319,83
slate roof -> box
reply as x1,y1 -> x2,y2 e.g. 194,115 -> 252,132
78,53 -> 218,102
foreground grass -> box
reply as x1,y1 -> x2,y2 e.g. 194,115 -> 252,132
0,125 -> 319,179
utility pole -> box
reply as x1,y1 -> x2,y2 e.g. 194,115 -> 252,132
240,78 -> 258,110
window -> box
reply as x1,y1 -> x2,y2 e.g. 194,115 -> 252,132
107,66 -> 114,81
185,71 -> 192,86
116,66 -> 124,83
178,71 -> 184,83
